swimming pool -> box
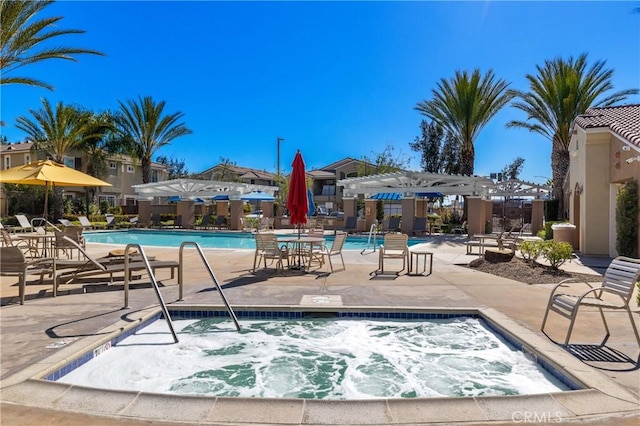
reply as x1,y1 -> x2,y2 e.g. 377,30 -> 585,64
83,229 -> 423,250
56,314 -> 568,399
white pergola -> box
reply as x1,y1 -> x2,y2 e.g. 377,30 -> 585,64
132,179 -> 279,200
338,171 -> 550,199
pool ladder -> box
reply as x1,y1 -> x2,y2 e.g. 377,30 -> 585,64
179,241 -> 241,331
361,223 -> 379,254
122,243 -> 179,343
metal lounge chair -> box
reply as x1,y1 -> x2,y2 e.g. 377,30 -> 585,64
541,256 -> 640,352
77,216 -> 95,229
55,236 -> 179,285
58,218 -> 74,227
0,246 -> 56,305
213,215 -> 228,229
14,214 -> 33,232
343,216 -> 358,234
377,233 -> 409,275
196,214 -> 212,229
53,226 -> 86,260
413,217 -> 428,235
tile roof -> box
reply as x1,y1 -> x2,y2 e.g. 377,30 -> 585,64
574,104 -> 640,147
0,141 -> 33,153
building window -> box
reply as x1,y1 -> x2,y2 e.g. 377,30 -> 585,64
98,195 -> 116,207
125,197 -> 137,206
4,157 -> 10,169
127,165 -> 134,173
25,154 -> 30,163
151,170 -> 158,182
109,162 -> 116,169
322,185 -> 336,196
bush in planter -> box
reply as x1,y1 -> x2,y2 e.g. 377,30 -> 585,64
541,240 -> 573,270
520,240 -> 543,263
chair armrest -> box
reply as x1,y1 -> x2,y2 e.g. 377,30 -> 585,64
549,278 -> 595,297
575,286 -> 628,304
25,257 -> 55,267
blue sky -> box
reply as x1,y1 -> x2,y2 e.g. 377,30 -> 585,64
2,1 -> 639,184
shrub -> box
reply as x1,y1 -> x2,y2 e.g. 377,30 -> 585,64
520,240 -> 543,263
615,181 -> 638,258
541,240 -> 573,270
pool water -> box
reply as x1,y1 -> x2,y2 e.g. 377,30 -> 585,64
57,317 -> 568,399
83,230 -> 421,250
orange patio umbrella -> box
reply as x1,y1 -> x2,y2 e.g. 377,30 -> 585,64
0,159 -> 112,219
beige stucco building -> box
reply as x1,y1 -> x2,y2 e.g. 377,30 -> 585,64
0,141 -> 168,215
568,104 -> 640,257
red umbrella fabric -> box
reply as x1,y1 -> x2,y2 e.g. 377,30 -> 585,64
287,150 -> 308,227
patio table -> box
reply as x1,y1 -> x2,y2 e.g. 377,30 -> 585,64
278,236 -> 325,271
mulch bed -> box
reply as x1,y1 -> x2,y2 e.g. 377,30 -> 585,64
466,256 -> 602,285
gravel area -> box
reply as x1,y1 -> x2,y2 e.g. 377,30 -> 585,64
468,256 -> 603,285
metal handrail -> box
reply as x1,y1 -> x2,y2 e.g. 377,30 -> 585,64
123,244 -> 179,343
361,223 -> 379,254
179,241 -> 241,331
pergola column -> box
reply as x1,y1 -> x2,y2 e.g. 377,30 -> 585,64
216,200 -> 229,218
177,200 -> 195,229
364,198 -> 377,231
467,197 -> 486,236
229,199 -> 244,230
137,199 -> 152,227
401,196 -> 416,234
343,197 -> 357,219
262,201 -> 274,218
415,198 -> 427,217
532,199 -> 544,235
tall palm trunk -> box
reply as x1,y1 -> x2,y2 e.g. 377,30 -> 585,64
551,141 -> 570,221
142,158 -> 151,184
461,144 -> 475,176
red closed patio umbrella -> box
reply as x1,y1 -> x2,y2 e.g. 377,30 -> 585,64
287,151 -> 309,269
287,150 -> 309,230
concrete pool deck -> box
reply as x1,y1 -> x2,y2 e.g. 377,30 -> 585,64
1,234 -> 639,425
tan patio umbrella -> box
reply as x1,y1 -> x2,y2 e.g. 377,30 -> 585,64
0,159 -> 112,220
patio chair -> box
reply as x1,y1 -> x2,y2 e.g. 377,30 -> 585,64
452,221 -> 467,235
252,232 -> 289,273
541,256 -> 640,350
173,215 -> 183,228
55,236 -> 179,285
413,217 -> 428,235
128,216 -> 140,228
377,233 -> 409,275
313,231 -> 347,273
0,229 -> 39,257
0,246 -> 56,305
53,226 -> 86,260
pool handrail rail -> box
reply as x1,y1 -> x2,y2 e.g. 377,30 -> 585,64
179,241 -> 241,331
123,243 -> 179,343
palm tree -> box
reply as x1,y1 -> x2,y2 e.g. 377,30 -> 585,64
78,110 -> 119,211
115,96 -> 192,183
415,69 -> 514,176
15,98 -> 96,219
507,53 -> 638,219
0,0 -> 104,90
